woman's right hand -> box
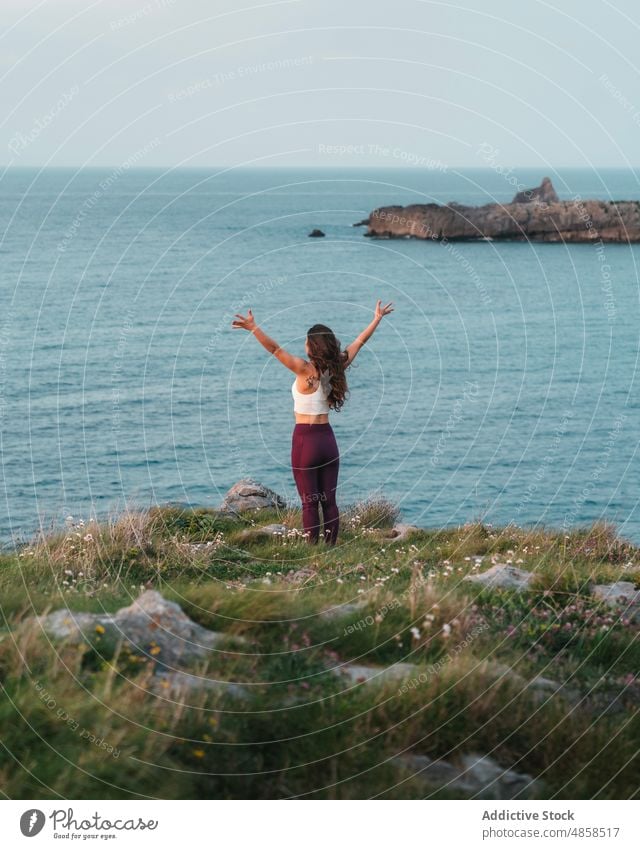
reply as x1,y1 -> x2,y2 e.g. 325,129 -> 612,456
375,299 -> 394,320
232,309 -> 257,332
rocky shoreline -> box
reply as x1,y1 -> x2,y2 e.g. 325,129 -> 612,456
354,177 -> 640,242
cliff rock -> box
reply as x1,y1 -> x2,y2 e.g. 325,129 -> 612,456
356,178 -> 640,242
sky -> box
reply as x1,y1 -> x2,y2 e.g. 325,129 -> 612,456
1,0 -> 639,169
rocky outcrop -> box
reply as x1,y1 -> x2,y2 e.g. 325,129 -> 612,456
220,478 -> 286,514
383,523 -> 422,542
34,590 -> 243,669
308,229 -> 325,237
392,751 -> 542,799
512,176 -> 559,204
591,580 -> 640,623
464,563 -> 536,591
356,178 -> 640,242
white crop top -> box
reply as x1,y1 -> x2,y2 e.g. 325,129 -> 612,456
292,370 -> 332,414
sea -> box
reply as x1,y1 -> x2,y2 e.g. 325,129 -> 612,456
1,166 -> 639,547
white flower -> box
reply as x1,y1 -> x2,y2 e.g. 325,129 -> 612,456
410,626 -> 421,639
442,623 -> 452,637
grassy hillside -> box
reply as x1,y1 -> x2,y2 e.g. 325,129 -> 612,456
1,499 -> 639,799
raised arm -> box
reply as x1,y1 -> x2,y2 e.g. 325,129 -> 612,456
231,308 -> 308,375
344,299 -> 394,366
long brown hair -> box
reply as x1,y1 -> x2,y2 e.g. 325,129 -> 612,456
306,324 -> 350,412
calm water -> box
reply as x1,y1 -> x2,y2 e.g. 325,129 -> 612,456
1,166 -> 640,547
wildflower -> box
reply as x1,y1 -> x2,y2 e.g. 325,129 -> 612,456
442,623 -> 452,637
410,626 -> 421,640
192,749 -> 205,758
83,534 -> 93,542
95,625 -> 105,634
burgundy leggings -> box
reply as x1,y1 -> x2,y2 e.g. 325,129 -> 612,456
291,422 -> 340,545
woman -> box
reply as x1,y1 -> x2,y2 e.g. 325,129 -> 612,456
231,300 -> 394,545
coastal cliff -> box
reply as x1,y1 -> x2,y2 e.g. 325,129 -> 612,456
354,177 -> 640,242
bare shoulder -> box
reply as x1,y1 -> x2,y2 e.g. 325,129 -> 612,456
300,360 -> 320,386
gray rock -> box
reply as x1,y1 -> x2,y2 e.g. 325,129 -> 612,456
465,563 -> 534,591
592,581 -> 640,623
386,523 -> 421,542
526,675 -> 582,707
151,670 -> 249,701
319,601 -> 368,620
335,661 -> 418,684
237,523 -> 292,543
35,590 -> 242,669
392,751 -> 541,799
220,478 -> 286,514
285,567 -> 319,584
484,662 -> 581,706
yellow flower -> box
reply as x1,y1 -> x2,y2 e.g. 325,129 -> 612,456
150,646 -> 161,656
95,625 -> 105,634
192,749 -> 205,758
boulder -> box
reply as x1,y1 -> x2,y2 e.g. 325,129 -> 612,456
319,600 -> 368,620
591,580 -> 640,623
335,661 -> 419,685
465,563 -> 534,591
236,523 -> 292,543
34,590 -> 241,669
285,567 -> 319,584
220,478 -> 286,514
384,523 -> 421,542
152,670 -> 249,701
308,229 -> 325,237
392,751 -> 541,799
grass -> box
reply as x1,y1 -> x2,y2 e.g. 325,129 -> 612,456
1,501 -> 639,799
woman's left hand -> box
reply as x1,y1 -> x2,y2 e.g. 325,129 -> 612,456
232,309 -> 257,332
